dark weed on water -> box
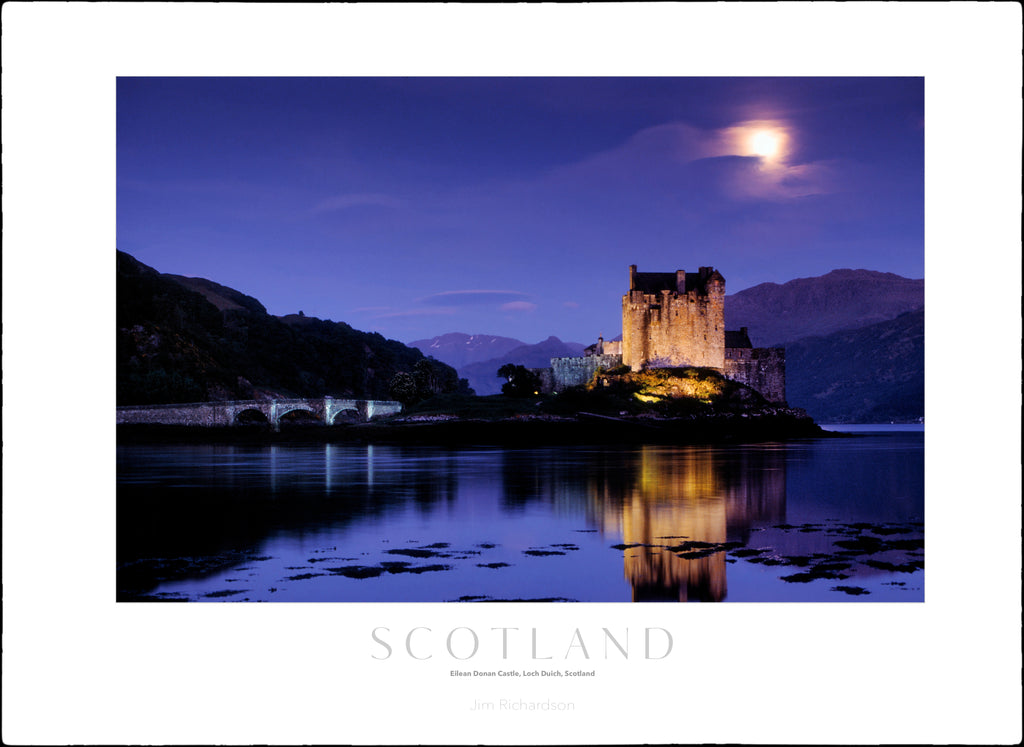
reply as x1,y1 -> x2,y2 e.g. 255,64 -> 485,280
204,589 -> 248,598
831,585 -> 870,596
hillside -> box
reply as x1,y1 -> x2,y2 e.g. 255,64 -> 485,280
725,269 -> 923,346
409,332 -> 526,369
117,251 -> 457,405
784,309 -> 924,423
458,336 -> 587,395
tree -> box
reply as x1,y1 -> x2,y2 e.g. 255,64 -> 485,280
388,372 -> 419,405
497,363 -> 541,397
413,357 -> 459,399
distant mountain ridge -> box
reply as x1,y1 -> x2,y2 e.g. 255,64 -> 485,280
426,268 -> 924,419
409,332 -> 526,369
725,269 -> 923,346
458,336 -> 587,395
119,253 -> 924,422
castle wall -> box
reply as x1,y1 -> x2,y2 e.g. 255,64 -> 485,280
622,284 -> 725,371
723,348 -> 786,403
530,367 -> 555,394
545,264 -> 785,405
551,354 -> 623,391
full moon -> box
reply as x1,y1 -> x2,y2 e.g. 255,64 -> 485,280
750,130 -> 780,158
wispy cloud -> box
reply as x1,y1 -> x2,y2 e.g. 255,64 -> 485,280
500,301 -> 538,313
562,301 -> 580,309
542,118 -> 838,203
310,192 -> 404,214
419,290 -> 532,307
372,308 -> 458,320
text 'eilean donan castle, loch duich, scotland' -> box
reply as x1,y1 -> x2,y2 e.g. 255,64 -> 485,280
540,265 -> 786,402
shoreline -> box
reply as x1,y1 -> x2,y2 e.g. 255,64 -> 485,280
116,410 -> 838,446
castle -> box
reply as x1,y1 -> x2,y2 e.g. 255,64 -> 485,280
543,264 -> 786,402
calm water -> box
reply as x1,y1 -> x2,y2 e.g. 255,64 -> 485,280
117,428 -> 924,602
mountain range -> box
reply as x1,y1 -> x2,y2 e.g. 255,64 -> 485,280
413,269 -> 923,420
454,337 -> 587,396
408,333 -> 528,369
724,269 -> 923,346
118,253 -> 923,422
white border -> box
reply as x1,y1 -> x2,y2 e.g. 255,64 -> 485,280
3,4 -> 1021,745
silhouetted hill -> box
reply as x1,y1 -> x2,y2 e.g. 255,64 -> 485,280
785,309 -> 924,423
117,251 -> 455,405
163,274 -> 267,314
725,269 -> 923,346
409,332 -> 526,369
459,336 -> 586,395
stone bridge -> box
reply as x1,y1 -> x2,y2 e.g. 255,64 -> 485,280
116,397 -> 403,430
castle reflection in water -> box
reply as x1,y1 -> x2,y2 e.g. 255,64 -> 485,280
503,445 -> 786,602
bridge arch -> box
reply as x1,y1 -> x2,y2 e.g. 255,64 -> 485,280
330,407 -> 361,425
278,408 -> 321,427
233,408 -> 270,426
276,405 -> 319,420
117,397 -> 403,429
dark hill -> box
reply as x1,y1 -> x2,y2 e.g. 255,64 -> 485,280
116,251 -> 453,405
784,308 -> 924,423
163,274 -> 267,314
725,269 -> 923,346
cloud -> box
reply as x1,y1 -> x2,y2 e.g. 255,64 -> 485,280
311,193 -> 403,213
372,308 -> 457,319
419,290 -> 532,307
562,301 -> 580,309
541,118 -> 837,203
366,289 -> 536,322
500,301 -> 538,313
721,158 -> 838,201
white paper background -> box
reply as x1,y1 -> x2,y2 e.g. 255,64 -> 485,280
2,3 -> 1021,745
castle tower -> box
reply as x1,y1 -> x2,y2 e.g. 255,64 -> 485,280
622,264 -> 726,372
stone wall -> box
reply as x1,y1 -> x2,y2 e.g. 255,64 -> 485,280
724,348 -> 786,403
622,278 -> 725,371
116,402 -> 233,427
530,368 -> 556,395
551,354 -> 623,391
592,338 -> 622,356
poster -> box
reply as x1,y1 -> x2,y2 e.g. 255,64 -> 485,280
3,4 -> 1021,744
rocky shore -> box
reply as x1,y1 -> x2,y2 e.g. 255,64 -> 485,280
117,405 -> 829,446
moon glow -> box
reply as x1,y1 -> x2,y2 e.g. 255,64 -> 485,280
750,130 -> 781,158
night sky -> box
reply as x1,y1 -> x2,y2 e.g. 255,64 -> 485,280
117,77 -> 923,345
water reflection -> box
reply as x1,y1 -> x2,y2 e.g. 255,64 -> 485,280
579,446 -> 786,601
117,435 -> 922,602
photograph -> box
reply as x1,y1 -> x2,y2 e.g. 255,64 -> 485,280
115,76 -> 926,604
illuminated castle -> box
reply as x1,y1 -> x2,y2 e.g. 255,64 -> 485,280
548,264 -> 786,403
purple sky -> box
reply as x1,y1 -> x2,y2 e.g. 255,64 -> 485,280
117,77 -> 923,345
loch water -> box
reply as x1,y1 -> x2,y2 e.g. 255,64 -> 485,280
117,427 -> 924,602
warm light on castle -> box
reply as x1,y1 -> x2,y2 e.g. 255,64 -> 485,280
544,264 -> 786,403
